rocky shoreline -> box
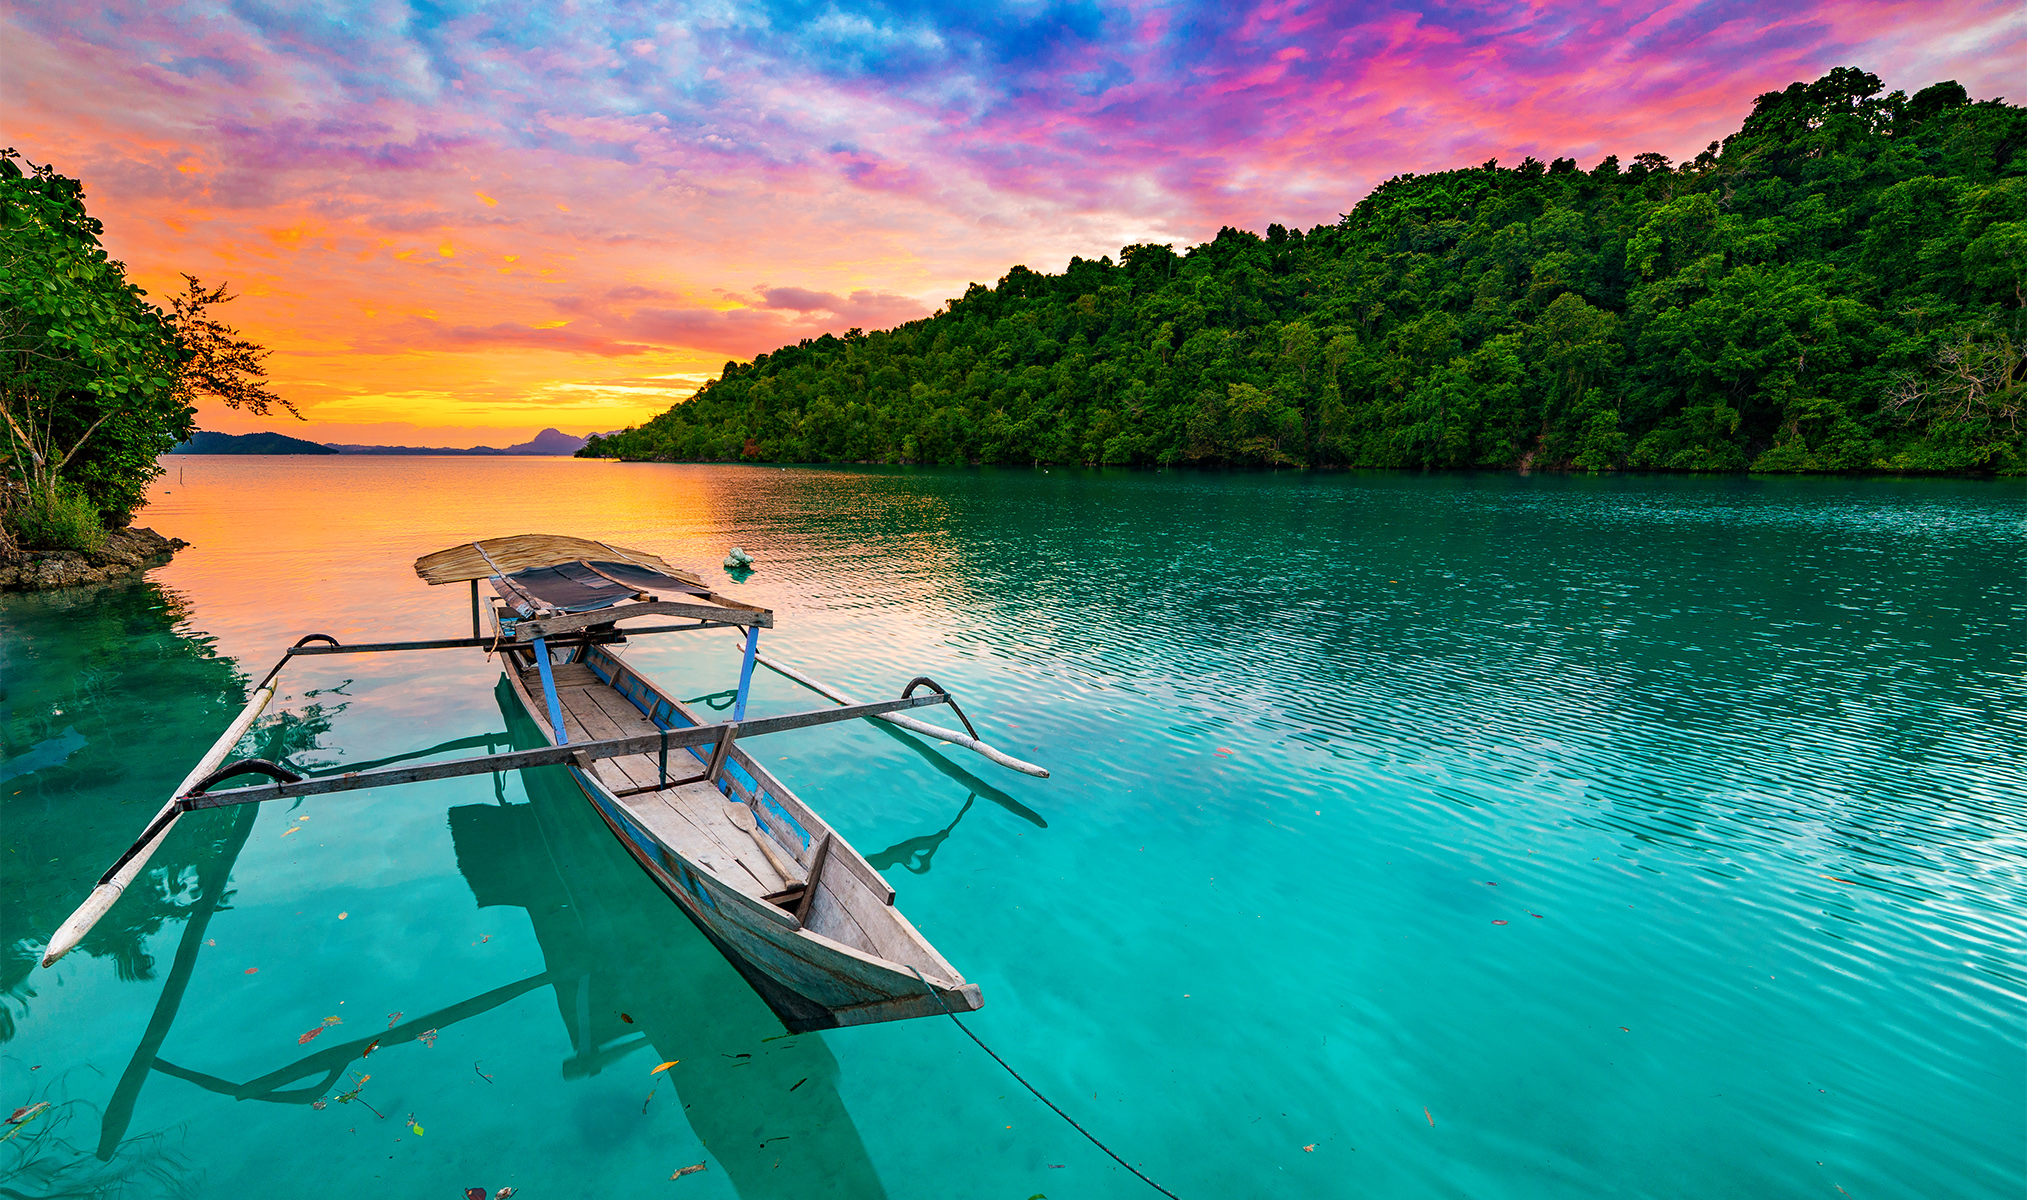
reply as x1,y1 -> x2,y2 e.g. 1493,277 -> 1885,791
0,527 -> 190,592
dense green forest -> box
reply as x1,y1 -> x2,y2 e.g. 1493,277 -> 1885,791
586,69 -> 2025,474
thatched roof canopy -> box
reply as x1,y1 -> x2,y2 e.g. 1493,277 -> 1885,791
414,534 -> 699,586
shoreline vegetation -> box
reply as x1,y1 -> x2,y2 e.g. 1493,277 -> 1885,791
582,69 -> 2025,476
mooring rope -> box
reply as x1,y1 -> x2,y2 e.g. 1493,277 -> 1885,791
909,968 -> 1181,1199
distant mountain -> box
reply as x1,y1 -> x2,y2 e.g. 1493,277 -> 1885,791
171,430 -> 339,455
323,428 -> 594,456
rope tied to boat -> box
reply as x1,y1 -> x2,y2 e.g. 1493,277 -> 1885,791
907,967 -> 1181,1199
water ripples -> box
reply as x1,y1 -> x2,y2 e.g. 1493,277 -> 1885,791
31,459 -> 2020,1199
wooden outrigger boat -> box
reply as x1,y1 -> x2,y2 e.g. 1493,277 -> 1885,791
42,534 -> 1048,1031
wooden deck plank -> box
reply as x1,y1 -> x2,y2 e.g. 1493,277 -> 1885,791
584,684 -> 658,733
612,790 -> 759,891
526,664 -> 664,793
545,662 -> 601,688
642,785 -> 786,897
669,784 -> 791,895
560,691 -> 655,791
579,686 -> 718,792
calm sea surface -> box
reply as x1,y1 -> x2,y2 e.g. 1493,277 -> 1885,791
2,458 -> 2022,1199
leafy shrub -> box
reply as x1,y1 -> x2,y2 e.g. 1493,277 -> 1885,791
8,483 -> 107,553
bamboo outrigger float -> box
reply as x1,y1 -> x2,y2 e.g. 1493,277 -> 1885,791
44,534 -> 1048,1031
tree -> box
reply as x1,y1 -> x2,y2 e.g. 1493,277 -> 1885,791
167,275 -> 293,418
1,151 -> 288,534
0,150 -> 184,527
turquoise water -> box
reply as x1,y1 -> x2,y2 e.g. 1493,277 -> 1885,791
3,459 -> 2022,1198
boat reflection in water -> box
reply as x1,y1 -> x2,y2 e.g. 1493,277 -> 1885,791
448,677 -> 888,1197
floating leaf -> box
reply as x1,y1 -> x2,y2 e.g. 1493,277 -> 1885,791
1491,920 -> 1508,925
281,826 -> 300,837
495,1190 -> 516,1199
620,1013 -> 633,1023
363,1038 -> 380,1057
323,1015 -> 342,1026
244,967 -> 258,974
1424,1107 -> 1434,1125
670,1163 -> 707,1178
410,1123 -> 424,1136
310,1099 -> 327,1110
298,1026 -> 325,1045
651,1061 -> 680,1074
338,911 -> 348,920
417,1028 -> 438,1048
466,1189 -> 486,1200
387,1012 -> 403,1028
789,1077 -> 806,1092
0,1103 -> 50,1143
1303,1144 -> 1316,1152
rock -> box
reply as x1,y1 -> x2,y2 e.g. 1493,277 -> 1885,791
0,526 -> 190,593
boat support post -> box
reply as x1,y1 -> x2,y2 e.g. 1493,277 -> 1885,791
530,637 -> 570,744
469,579 -> 481,639
733,627 -> 760,721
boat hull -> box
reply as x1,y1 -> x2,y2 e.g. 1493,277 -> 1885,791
502,659 -> 981,1031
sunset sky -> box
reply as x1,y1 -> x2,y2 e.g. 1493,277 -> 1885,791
6,1 -> 2020,447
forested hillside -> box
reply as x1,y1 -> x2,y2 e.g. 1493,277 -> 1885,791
586,69 -> 2026,473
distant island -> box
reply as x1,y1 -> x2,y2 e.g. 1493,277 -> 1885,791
584,69 -> 2024,476
325,428 -> 596,456
172,428 -> 600,456
172,430 -> 337,455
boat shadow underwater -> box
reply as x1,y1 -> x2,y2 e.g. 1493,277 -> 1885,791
447,675 -> 891,1196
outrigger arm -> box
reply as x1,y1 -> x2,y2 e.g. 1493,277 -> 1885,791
40,671 -> 282,969
748,647 -> 1050,779
41,679 -> 960,968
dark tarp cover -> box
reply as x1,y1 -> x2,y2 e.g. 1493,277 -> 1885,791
496,560 -> 711,615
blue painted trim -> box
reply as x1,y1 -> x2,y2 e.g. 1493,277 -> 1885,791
733,627 -> 760,721
761,791 -> 812,848
532,637 -> 570,744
